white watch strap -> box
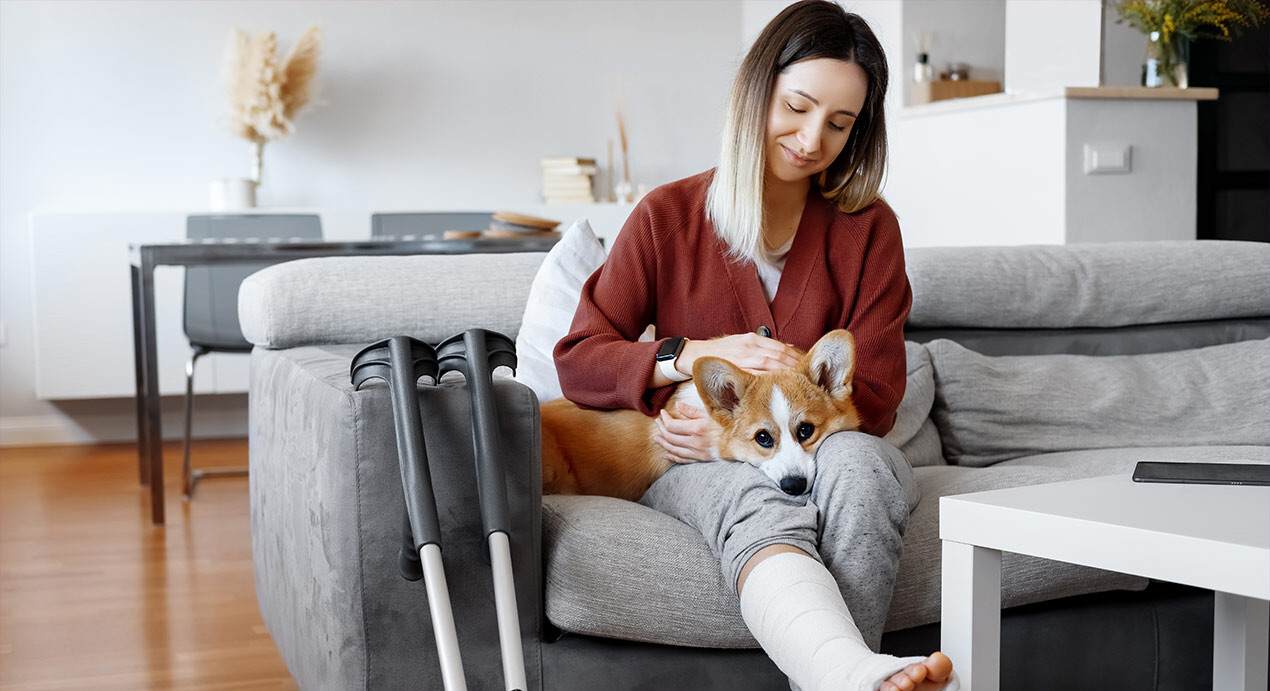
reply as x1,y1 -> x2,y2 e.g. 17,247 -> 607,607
658,354 -> 692,382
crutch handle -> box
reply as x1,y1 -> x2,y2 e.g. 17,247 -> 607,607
385,337 -> 445,551
437,329 -> 517,539
351,337 -> 443,566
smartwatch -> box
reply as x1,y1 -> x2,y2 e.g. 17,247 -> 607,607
655,337 -> 691,382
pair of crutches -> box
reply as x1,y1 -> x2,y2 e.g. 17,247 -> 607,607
350,329 -> 526,691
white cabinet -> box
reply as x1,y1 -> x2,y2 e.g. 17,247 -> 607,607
31,212 -> 232,399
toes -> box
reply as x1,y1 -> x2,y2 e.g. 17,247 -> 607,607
883,671 -> 917,691
925,651 -> 954,682
904,663 -> 927,682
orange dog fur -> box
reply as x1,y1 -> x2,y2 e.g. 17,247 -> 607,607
541,330 -> 863,501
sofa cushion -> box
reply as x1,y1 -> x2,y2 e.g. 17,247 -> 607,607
543,494 -> 754,648
905,241 -> 1270,330
929,337 -> 1270,467
543,446 -> 1268,647
884,341 -> 944,467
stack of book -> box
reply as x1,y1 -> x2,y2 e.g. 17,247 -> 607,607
541,157 -> 598,204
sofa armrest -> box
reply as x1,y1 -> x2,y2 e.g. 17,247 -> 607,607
250,343 -> 544,690
238,253 -> 546,349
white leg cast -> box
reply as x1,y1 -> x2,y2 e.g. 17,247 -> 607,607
1214,591 -> 1269,691
941,540 -> 1001,691
421,544 -> 468,691
489,531 -> 528,691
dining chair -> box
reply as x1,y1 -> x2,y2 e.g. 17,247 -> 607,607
182,213 -> 323,498
370,212 -> 494,238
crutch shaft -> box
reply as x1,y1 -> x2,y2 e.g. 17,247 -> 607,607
489,531 -> 527,691
421,544 -> 468,691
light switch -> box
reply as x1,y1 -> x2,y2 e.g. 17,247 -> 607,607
1083,144 -> 1132,175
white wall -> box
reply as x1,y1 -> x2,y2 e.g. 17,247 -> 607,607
888,98 -> 1069,247
1004,0 -> 1103,92
0,0 -> 743,441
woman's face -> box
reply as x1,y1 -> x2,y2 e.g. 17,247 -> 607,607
765,58 -> 869,185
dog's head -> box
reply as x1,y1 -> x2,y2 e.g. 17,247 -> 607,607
691,330 -> 862,496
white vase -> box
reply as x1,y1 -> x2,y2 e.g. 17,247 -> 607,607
209,178 -> 257,211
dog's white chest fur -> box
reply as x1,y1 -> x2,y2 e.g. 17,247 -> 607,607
672,382 -> 706,411
667,383 -> 722,461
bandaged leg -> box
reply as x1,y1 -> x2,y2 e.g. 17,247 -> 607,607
739,551 -> 928,691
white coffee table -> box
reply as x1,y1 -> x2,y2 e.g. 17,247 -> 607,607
939,472 -> 1269,691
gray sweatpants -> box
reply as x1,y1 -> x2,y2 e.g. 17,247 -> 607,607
638,431 -> 920,652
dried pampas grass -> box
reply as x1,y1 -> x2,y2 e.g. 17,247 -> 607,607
222,25 -> 323,144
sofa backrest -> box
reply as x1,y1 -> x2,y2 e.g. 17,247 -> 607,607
905,241 -> 1270,356
239,240 -> 1270,352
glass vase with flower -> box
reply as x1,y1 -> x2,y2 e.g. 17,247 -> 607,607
1114,0 -> 1268,88
1143,29 -> 1189,87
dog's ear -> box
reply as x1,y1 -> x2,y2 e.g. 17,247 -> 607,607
801,330 -> 856,400
693,357 -> 753,419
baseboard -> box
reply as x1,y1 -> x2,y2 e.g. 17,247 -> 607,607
0,408 -> 249,447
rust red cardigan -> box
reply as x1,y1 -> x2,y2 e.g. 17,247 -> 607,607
553,169 -> 912,437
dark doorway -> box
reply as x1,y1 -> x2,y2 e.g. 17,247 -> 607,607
1191,20 -> 1270,242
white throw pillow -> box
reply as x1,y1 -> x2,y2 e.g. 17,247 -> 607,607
514,219 -> 609,403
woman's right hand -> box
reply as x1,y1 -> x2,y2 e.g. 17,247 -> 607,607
679,333 -> 802,376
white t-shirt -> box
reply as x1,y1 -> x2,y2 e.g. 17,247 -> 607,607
756,235 -> 796,303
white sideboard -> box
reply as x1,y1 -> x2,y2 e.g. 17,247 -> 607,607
29,205 -> 636,400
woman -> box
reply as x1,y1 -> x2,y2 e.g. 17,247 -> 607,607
555,3 -> 956,690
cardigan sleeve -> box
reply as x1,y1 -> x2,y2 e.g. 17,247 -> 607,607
553,200 -> 668,414
842,206 -> 913,437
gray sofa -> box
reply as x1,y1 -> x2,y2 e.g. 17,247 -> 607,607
239,240 -> 1270,691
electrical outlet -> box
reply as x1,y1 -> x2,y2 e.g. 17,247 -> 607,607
1083,143 -> 1132,175
0,322 -> 6,347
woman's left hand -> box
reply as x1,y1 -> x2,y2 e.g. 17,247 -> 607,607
653,402 -> 717,463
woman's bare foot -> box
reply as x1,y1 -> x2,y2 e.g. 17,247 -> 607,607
877,651 -> 954,691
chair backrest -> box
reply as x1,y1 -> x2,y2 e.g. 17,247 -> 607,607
184,214 -> 323,351
370,212 -> 494,239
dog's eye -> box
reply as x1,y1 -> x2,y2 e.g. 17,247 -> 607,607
754,430 -> 774,448
797,422 -> 815,442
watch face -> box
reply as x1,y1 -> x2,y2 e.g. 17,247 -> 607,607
656,337 -> 683,361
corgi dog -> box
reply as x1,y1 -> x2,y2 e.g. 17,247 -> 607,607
540,330 -> 862,502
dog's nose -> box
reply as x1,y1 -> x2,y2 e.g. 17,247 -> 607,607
779,476 -> 807,496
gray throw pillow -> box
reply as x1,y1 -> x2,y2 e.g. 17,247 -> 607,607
927,337 -> 1270,467
883,341 -> 945,467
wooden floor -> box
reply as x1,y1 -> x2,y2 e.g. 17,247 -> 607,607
0,439 -> 297,690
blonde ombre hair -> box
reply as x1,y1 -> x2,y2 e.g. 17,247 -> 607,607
707,1 -> 890,266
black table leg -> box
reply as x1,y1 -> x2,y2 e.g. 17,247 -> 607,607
131,262 -> 150,488
139,251 -> 165,525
